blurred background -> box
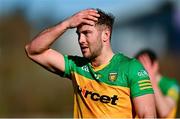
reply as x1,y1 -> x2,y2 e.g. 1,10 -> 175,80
0,0 -> 180,117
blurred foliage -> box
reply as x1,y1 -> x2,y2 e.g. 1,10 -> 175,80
0,11 -> 73,117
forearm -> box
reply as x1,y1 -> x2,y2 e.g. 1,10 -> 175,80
149,74 -> 172,117
25,21 -> 69,55
152,84 -> 173,117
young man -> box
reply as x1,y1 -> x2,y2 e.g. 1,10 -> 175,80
25,8 -> 156,118
135,49 -> 179,118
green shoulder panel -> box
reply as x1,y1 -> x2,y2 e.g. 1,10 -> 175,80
63,55 -> 94,79
128,58 -> 154,98
159,76 -> 179,101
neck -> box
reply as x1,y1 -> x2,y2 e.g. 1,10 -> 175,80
91,48 -> 114,67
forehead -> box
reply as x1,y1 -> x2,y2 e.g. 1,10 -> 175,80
77,24 -> 98,32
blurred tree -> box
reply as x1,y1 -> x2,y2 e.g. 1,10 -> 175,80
0,8 -> 73,117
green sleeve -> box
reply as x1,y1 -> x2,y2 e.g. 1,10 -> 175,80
167,81 -> 179,102
59,55 -> 74,78
159,77 -> 179,102
63,55 -> 72,78
61,55 -> 87,79
128,59 -> 154,98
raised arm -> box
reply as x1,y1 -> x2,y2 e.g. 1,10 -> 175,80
139,54 -> 177,118
25,9 -> 100,74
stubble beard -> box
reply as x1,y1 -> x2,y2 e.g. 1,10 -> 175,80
83,44 -> 103,61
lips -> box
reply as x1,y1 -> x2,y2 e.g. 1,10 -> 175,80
80,46 -> 88,52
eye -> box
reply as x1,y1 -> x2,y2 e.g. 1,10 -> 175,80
82,31 -> 88,35
82,30 -> 92,36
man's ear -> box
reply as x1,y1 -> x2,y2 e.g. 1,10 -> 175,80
102,28 -> 110,42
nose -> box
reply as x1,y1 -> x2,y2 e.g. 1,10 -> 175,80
78,34 -> 86,44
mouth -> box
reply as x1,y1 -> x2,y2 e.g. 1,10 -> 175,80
80,46 -> 89,53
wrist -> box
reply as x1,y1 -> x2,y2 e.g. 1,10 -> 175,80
53,20 -> 70,35
61,20 -> 71,29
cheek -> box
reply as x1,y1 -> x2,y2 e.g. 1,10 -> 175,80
91,39 -> 102,51
87,33 -> 102,47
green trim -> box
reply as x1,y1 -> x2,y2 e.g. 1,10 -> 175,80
132,89 -> 154,98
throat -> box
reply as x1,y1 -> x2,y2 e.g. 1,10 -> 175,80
90,53 -> 115,67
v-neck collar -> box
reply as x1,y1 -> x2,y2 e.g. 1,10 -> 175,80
88,54 -> 116,72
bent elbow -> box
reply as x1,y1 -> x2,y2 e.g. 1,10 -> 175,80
24,44 -> 36,58
25,44 -> 30,56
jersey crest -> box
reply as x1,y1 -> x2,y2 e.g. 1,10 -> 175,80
109,72 -> 118,82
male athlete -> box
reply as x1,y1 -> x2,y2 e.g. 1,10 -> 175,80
25,8 -> 156,118
135,49 -> 179,118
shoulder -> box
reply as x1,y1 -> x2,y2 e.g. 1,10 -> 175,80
162,76 -> 179,91
115,53 -> 141,65
161,76 -> 179,87
64,55 -> 89,67
115,53 -> 134,66
161,76 -> 179,101
115,53 -> 147,77
114,53 -> 144,72
115,53 -> 131,62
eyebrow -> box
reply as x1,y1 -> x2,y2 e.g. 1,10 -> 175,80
76,29 -> 92,34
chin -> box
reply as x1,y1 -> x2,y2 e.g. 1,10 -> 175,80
83,54 -> 90,59
82,53 -> 91,59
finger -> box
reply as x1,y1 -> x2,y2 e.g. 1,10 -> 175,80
86,15 -> 98,21
140,55 -> 148,65
81,9 -> 97,15
78,10 -> 100,22
85,9 -> 98,13
82,9 -> 100,17
88,9 -> 98,12
82,19 -> 96,26
139,56 -> 150,68
139,56 -> 146,63
139,57 -> 146,66
88,11 -> 100,17
141,56 -> 154,71
141,54 -> 152,66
